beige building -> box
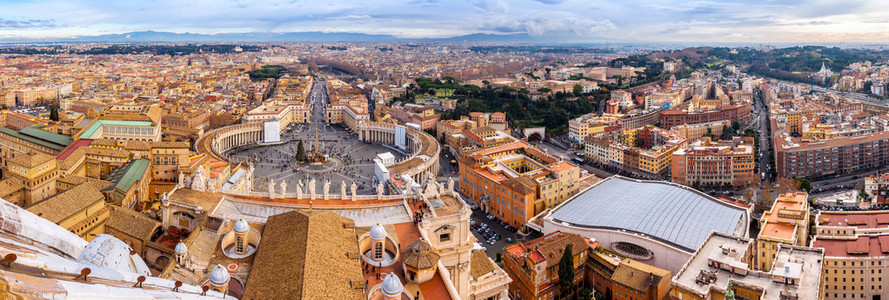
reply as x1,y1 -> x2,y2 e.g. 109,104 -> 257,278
813,210 -> 889,300
25,183 -> 108,241
671,136 -> 755,187
672,232 -> 824,300
5,152 -> 59,205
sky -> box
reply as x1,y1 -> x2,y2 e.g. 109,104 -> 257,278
1,0 -> 889,43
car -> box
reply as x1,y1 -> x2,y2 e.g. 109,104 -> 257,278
506,238 -> 513,243
823,181 -> 830,186
487,239 -> 496,245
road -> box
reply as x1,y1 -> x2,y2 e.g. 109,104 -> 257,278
751,88 -> 772,181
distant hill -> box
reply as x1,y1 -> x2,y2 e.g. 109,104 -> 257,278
0,30 -> 604,44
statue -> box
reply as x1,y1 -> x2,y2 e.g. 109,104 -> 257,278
323,179 -> 330,197
351,181 -> 358,200
340,183 -> 347,198
177,172 -> 186,188
191,167 -> 207,192
279,180 -> 287,196
438,179 -> 447,195
268,179 -> 276,198
447,177 -> 455,194
377,182 -> 384,197
296,180 -> 304,199
309,178 -> 316,198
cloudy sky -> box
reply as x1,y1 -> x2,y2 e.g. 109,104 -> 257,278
1,0 -> 888,43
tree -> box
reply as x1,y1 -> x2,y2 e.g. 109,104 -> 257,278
796,178 -> 813,192
558,244 -> 576,299
49,104 -> 59,121
495,252 -> 502,263
721,125 -> 734,140
538,87 -> 552,94
573,83 -> 583,97
579,288 -> 597,300
296,139 -> 307,162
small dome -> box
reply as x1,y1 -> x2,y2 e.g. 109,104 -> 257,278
233,219 -> 250,234
401,239 -> 440,270
209,264 -> 230,286
174,241 -> 188,254
380,273 -> 403,297
369,223 -> 387,239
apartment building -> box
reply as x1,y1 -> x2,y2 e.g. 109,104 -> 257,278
584,125 -> 687,178
671,136 -> 755,187
773,131 -> 889,178
459,139 -> 580,228
756,192 -> 810,271
812,210 -> 889,300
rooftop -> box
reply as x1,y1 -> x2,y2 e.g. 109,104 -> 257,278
673,232 -> 824,300
546,176 -> 749,252
241,211 -> 364,300
26,183 -> 105,224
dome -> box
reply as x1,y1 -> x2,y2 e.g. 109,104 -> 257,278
380,273 -> 403,297
209,264 -> 230,286
369,223 -> 387,239
77,234 -> 150,276
174,241 -> 188,254
233,219 -> 250,234
401,239 -> 440,270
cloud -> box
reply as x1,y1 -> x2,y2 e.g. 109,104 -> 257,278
483,15 -> 615,36
472,0 -> 508,14
532,0 -> 568,4
0,18 -> 59,29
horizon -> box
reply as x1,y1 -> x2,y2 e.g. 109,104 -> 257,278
2,0 -> 889,44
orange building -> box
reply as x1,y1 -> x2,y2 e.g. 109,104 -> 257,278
503,231 -> 594,300
459,140 -> 580,228
756,192 -> 809,271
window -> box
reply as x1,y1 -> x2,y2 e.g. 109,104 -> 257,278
440,233 -> 451,242
374,242 -> 383,260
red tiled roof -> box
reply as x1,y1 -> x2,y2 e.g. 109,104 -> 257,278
57,138 -> 92,160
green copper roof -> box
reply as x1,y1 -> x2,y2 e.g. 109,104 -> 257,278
103,159 -> 150,193
0,127 -> 72,151
20,126 -> 74,147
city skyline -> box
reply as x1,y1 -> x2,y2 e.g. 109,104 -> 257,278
1,0 -> 889,43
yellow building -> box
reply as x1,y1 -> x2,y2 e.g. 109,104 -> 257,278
25,183 -> 108,241
756,192 -> 810,271
813,210 -> 889,300
5,152 -> 59,206
0,126 -> 73,168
